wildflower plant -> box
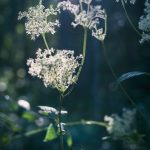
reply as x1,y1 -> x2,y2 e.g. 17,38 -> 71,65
18,0 -> 60,40
58,0 -> 107,41
17,0 -> 149,149
27,48 -> 82,93
139,0 -> 150,43
104,109 -> 136,140
104,109 -> 145,149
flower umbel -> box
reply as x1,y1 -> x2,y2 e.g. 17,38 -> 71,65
58,0 -> 107,41
27,48 -> 82,93
18,0 -> 60,40
139,0 -> 150,43
104,109 -> 136,140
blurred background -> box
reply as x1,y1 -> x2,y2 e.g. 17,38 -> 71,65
0,0 -> 150,149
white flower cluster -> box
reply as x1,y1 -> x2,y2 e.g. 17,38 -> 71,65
104,109 -> 136,139
27,48 -> 82,92
139,0 -> 150,43
115,0 -> 136,4
18,0 -> 60,40
58,0 -> 107,41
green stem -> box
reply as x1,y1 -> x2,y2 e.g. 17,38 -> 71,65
64,28 -> 87,97
13,120 -> 107,140
76,28 -> 88,80
58,93 -> 64,150
101,41 -> 146,120
42,33 -> 50,49
120,0 -> 141,37
14,127 -> 47,139
66,120 -> 107,127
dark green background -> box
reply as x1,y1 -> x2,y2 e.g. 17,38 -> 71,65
0,0 -> 150,149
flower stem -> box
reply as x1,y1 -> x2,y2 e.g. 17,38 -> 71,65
76,28 -> 88,80
42,33 -> 50,49
66,120 -> 107,127
120,0 -> 141,37
58,93 -> 64,150
101,41 -> 146,120
13,120 -> 107,140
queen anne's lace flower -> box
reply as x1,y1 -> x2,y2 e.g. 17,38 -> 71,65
139,0 -> 150,43
27,48 -> 82,92
115,0 -> 136,4
18,0 -> 60,40
104,109 -> 136,140
58,0 -> 107,41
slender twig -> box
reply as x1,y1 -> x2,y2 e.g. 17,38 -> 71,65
13,120 -> 107,140
14,127 -> 47,139
58,93 -> 64,150
42,33 -> 50,49
64,28 -> 88,97
66,120 -> 107,127
101,41 -> 146,120
120,0 -> 141,37
76,28 -> 88,80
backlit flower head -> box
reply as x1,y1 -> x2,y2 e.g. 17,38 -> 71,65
27,48 -> 82,93
139,0 -> 150,43
104,109 -> 136,140
18,0 -> 60,40
58,0 -> 107,41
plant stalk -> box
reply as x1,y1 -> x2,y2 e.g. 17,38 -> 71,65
120,0 -> 141,37
58,93 -> 64,150
101,41 -> 146,120
76,28 -> 88,80
42,33 -> 50,49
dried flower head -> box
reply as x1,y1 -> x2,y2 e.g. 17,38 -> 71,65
58,0 -> 107,41
139,0 -> 150,43
115,0 -> 136,4
18,0 -> 60,40
104,109 -> 136,140
27,48 -> 82,93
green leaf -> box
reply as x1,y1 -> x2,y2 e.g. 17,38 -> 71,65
117,71 -> 148,83
43,124 -> 57,142
66,135 -> 73,148
22,111 -> 36,121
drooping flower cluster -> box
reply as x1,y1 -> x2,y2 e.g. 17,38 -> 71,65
18,0 -> 60,40
104,109 -> 136,139
138,0 -> 150,43
27,48 -> 82,93
115,0 -> 136,4
58,0 -> 107,41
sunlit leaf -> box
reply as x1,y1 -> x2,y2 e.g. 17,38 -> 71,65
117,71 -> 147,83
22,111 -> 36,121
43,124 -> 57,142
66,135 -> 73,148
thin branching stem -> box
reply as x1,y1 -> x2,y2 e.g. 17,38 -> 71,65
42,33 -> 50,49
66,120 -> 107,127
63,28 -> 87,97
13,120 -> 107,140
101,41 -> 146,120
58,93 -> 64,150
76,28 -> 88,80
120,0 -> 141,37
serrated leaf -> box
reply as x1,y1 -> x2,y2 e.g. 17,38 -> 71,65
117,71 -> 146,83
43,124 -> 57,142
66,135 -> 73,147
